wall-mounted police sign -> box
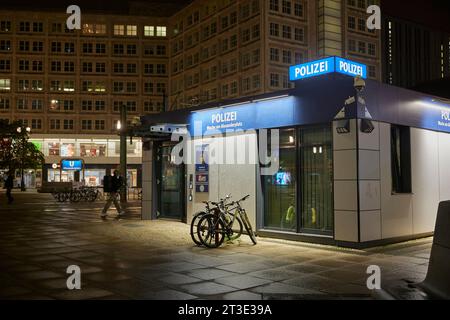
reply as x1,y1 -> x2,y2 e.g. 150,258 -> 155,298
289,56 -> 367,81
61,159 -> 83,171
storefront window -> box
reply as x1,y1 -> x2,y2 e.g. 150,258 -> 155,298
262,126 -> 333,235
80,143 -> 106,157
263,129 -> 297,232
127,169 -> 138,187
299,126 -> 333,235
48,169 -> 74,182
114,141 -> 141,157
48,142 -> 60,156
61,143 -> 76,157
84,169 -> 106,186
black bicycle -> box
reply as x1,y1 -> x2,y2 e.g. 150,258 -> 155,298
196,195 -> 256,248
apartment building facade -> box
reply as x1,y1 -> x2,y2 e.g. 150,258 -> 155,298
0,10 -> 170,187
0,0 -> 381,187
167,0 -> 381,110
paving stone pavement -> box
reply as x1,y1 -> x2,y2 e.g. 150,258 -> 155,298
0,191 -> 432,300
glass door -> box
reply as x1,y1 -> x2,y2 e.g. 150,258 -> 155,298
156,143 -> 185,221
263,129 -> 297,232
298,126 -> 333,235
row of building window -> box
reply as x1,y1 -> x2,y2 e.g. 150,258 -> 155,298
269,0 -> 305,18
173,0 -> 260,36
0,41 -> 167,57
0,20 -> 167,38
0,98 -> 164,113
0,61 -> 168,75
347,16 -> 376,35
269,23 -> 305,43
0,78 -> 167,94
347,0 -> 377,10
270,48 -> 305,65
348,39 -> 377,57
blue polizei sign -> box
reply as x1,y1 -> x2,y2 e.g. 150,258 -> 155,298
289,57 -> 367,81
61,159 -> 83,171
190,95 -> 297,136
335,57 -> 367,79
289,57 -> 335,81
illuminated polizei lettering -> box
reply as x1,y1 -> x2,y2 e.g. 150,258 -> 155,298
339,60 -> 363,77
442,110 -> 450,121
295,61 -> 329,78
212,111 -> 237,124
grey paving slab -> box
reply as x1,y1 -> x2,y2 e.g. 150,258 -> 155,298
220,290 -> 263,300
185,268 -> 237,281
214,274 -> 273,290
0,191 -> 434,300
180,282 -> 238,296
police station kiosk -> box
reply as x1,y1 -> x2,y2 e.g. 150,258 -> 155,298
140,56 -> 450,248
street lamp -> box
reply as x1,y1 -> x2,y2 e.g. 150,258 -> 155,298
17,126 -> 31,192
119,105 -> 127,205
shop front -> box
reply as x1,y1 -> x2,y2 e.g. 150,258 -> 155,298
30,136 -> 143,189
140,58 -> 450,248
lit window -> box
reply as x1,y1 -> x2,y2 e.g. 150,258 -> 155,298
114,25 -> 125,35
127,25 -> 137,36
82,24 -> 95,34
144,26 -> 155,36
156,26 -> 167,37
0,79 -> 10,91
96,24 -> 106,34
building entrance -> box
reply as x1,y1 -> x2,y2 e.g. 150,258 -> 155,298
155,143 -> 186,221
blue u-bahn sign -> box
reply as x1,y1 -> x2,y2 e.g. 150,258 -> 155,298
289,57 -> 367,81
61,159 -> 83,171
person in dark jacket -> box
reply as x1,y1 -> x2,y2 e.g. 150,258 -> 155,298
101,170 -> 125,219
5,173 -> 14,204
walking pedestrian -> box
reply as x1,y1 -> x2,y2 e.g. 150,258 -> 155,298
5,173 -> 14,204
101,170 -> 125,219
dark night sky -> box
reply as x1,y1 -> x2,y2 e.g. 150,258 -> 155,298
381,0 -> 450,32
0,0 -> 194,16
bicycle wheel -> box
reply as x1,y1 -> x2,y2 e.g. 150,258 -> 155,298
190,211 -> 207,246
240,210 -> 257,245
224,215 -> 243,242
70,191 -> 81,203
197,214 -> 226,248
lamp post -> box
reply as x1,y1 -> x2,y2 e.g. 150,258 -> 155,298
118,104 -> 128,204
16,126 -> 31,192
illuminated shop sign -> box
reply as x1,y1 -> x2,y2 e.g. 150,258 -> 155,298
289,57 -> 367,81
420,99 -> 450,133
61,159 -> 83,171
190,95 -> 297,135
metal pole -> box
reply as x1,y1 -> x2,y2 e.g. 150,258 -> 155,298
21,136 -> 26,192
120,104 -> 127,204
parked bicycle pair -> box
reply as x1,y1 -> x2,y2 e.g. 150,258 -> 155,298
52,187 -> 100,203
190,194 -> 257,248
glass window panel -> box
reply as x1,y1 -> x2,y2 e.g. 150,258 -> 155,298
263,129 -> 297,232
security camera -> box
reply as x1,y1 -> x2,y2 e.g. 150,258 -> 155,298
354,76 -> 366,92
360,119 -> 375,134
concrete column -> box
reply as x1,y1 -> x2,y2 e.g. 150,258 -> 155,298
333,118 -> 382,244
357,120 -> 382,242
333,119 -> 359,243
141,141 -> 153,220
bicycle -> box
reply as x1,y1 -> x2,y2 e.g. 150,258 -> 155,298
191,195 -> 242,246
196,194 -> 255,248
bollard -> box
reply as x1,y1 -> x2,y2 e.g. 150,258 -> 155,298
417,201 -> 450,300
